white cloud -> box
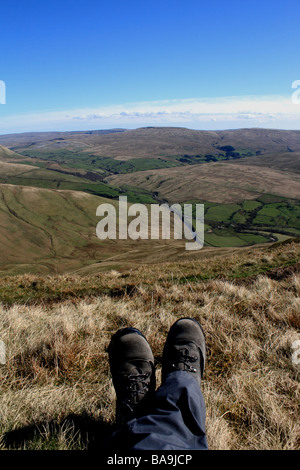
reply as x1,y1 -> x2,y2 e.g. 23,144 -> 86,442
0,94 -> 299,133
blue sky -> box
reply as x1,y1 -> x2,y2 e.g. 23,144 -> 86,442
0,0 -> 300,133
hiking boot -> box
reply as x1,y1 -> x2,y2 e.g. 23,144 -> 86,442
162,317 -> 206,387
108,327 -> 156,425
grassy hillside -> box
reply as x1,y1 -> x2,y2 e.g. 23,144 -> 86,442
1,183 -> 238,276
1,127 -> 300,159
0,145 -> 161,203
234,151 -> 300,173
0,145 -> 25,160
2,182 -> 298,277
0,240 -> 299,450
108,161 -> 300,203
0,184 -> 132,275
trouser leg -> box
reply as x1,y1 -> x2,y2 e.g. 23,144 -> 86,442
109,370 -> 208,451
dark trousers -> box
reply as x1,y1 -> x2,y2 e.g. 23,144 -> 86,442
109,370 -> 208,450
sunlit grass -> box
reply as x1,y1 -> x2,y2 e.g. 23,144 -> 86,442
0,240 -> 299,450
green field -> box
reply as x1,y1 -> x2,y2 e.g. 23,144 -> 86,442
183,196 -> 300,247
19,149 -> 182,174
0,166 -> 158,204
253,202 -> 300,229
204,230 -> 269,247
242,200 -> 262,211
205,204 -> 241,223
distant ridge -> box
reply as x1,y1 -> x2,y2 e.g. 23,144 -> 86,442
0,127 -> 300,158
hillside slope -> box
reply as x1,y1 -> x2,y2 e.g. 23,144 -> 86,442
108,160 -> 300,203
0,184 -> 126,275
1,127 -> 300,159
0,183 -> 222,276
0,240 -> 299,450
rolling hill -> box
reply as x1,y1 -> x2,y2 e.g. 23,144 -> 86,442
0,183 -> 232,276
0,127 -> 299,274
107,160 -> 300,203
1,127 -> 300,159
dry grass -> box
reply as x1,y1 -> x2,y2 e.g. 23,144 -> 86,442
2,128 -> 300,159
0,243 -> 299,450
108,161 -> 300,204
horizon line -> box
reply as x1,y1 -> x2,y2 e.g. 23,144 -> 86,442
1,125 -> 300,138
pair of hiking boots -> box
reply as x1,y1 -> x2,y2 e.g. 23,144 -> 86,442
108,317 -> 206,425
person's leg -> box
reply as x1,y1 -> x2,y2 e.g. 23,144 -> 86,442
108,318 -> 208,451
122,369 -> 208,450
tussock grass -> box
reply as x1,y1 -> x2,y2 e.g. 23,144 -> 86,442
0,241 -> 299,450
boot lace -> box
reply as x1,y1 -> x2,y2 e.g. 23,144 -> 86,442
172,349 -> 197,373
122,372 -> 150,412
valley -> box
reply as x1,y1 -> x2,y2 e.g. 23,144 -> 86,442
0,127 -> 299,275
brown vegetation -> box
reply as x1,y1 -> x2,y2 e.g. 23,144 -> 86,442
0,241 -> 299,450
2,127 -> 300,159
108,161 -> 300,204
